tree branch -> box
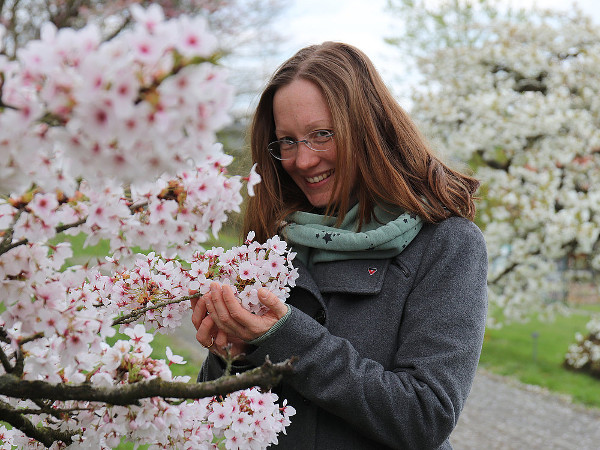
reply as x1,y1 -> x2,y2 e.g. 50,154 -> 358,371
0,344 -> 12,374
0,209 -> 22,253
0,398 -> 76,447
0,216 -> 87,256
104,15 -> 131,42
0,356 -> 295,406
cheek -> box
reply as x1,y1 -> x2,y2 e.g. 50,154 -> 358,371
280,160 -> 294,176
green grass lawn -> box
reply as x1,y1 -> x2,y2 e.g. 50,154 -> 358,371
479,305 -> 600,408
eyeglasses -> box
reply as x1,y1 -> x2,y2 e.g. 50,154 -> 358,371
267,130 -> 335,161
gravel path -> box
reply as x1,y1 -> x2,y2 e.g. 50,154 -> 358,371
175,322 -> 600,449
450,370 -> 600,449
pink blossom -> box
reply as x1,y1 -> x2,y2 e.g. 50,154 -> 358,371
130,3 -> 165,34
245,163 -> 262,197
165,346 -> 186,365
0,5 -> 294,448
28,193 -> 59,219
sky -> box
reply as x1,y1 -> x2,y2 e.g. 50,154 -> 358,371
279,0 -> 600,103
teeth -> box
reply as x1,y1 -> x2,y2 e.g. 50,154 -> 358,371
306,169 -> 334,184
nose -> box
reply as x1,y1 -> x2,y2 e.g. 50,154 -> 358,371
294,141 -> 320,169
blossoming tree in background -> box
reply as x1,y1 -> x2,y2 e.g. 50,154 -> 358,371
387,0 -> 600,323
0,5 -> 297,448
565,317 -> 600,378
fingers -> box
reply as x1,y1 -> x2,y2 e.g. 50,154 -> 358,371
195,313 -> 217,347
257,288 -> 288,319
220,284 -> 255,323
214,329 -> 229,352
205,283 -> 241,335
191,292 -> 210,330
205,282 -> 286,341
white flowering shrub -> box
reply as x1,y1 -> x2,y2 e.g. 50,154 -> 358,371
0,4 -> 296,448
565,317 -> 600,378
393,2 -> 600,323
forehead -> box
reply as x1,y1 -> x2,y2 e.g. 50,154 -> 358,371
273,79 -> 332,132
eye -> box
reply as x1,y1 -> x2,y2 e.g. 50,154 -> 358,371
310,129 -> 334,144
314,129 -> 333,138
277,137 -> 296,151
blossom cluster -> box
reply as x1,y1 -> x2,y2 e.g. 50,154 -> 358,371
564,317 -> 600,378
0,325 -> 295,449
0,3 -> 232,194
1,154 -> 258,263
202,389 -> 295,449
0,4 -> 291,449
403,6 -> 600,322
0,239 -> 297,447
77,233 -> 297,338
187,232 -> 299,314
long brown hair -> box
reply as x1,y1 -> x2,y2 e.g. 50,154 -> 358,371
243,41 -> 479,242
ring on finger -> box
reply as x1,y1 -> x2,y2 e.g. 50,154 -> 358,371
205,336 -> 215,349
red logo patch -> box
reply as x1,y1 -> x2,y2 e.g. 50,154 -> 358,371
368,268 -> 377,275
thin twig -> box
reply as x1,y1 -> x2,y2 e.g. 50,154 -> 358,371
18,332 -> 45,346
0,217 -> 87,256
104,15 -> 131,42
15,405 -> 94,416
112,292 -> 202,326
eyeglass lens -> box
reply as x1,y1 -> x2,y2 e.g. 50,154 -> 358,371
268,130 -> 334,160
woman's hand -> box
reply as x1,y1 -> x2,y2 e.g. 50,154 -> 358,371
203,282 -> 288,342
191,291 -> 248,358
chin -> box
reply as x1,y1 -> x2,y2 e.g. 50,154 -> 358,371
307,197 -> 330,209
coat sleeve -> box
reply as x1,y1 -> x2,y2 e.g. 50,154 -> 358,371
242,218 -> 488,449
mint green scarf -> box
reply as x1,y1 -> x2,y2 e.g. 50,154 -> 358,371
281,204 -> 423,266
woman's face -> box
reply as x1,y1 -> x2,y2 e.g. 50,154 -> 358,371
273,78 -> 346,208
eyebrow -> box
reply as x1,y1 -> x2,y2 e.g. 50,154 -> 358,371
275,123 -> 333,136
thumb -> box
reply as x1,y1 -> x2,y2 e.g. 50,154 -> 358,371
258,288 -> 288,318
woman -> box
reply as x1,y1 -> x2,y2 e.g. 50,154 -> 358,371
191,42 -> 488,449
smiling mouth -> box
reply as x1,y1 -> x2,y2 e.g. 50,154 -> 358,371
305,169 -> 334,184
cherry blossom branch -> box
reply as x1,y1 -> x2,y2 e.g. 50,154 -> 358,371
0,327 -> 45,376
135,53 -> 221,105
0,217 -> 87,256
28,398 -> 93,420
17,403 -> 94,417
111,292 -> 202,326
104,15 -> 131,41
0,398 -> 77,447
0,73 -> 19,111
14,332 -> 44,377
0,356 -> 295,406
18,331 -> 45,346
0,209 -> 22,253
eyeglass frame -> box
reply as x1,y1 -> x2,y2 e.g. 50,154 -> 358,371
267,129 -> 335,161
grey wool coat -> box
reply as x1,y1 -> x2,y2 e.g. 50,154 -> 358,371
199,217 -> 488,449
